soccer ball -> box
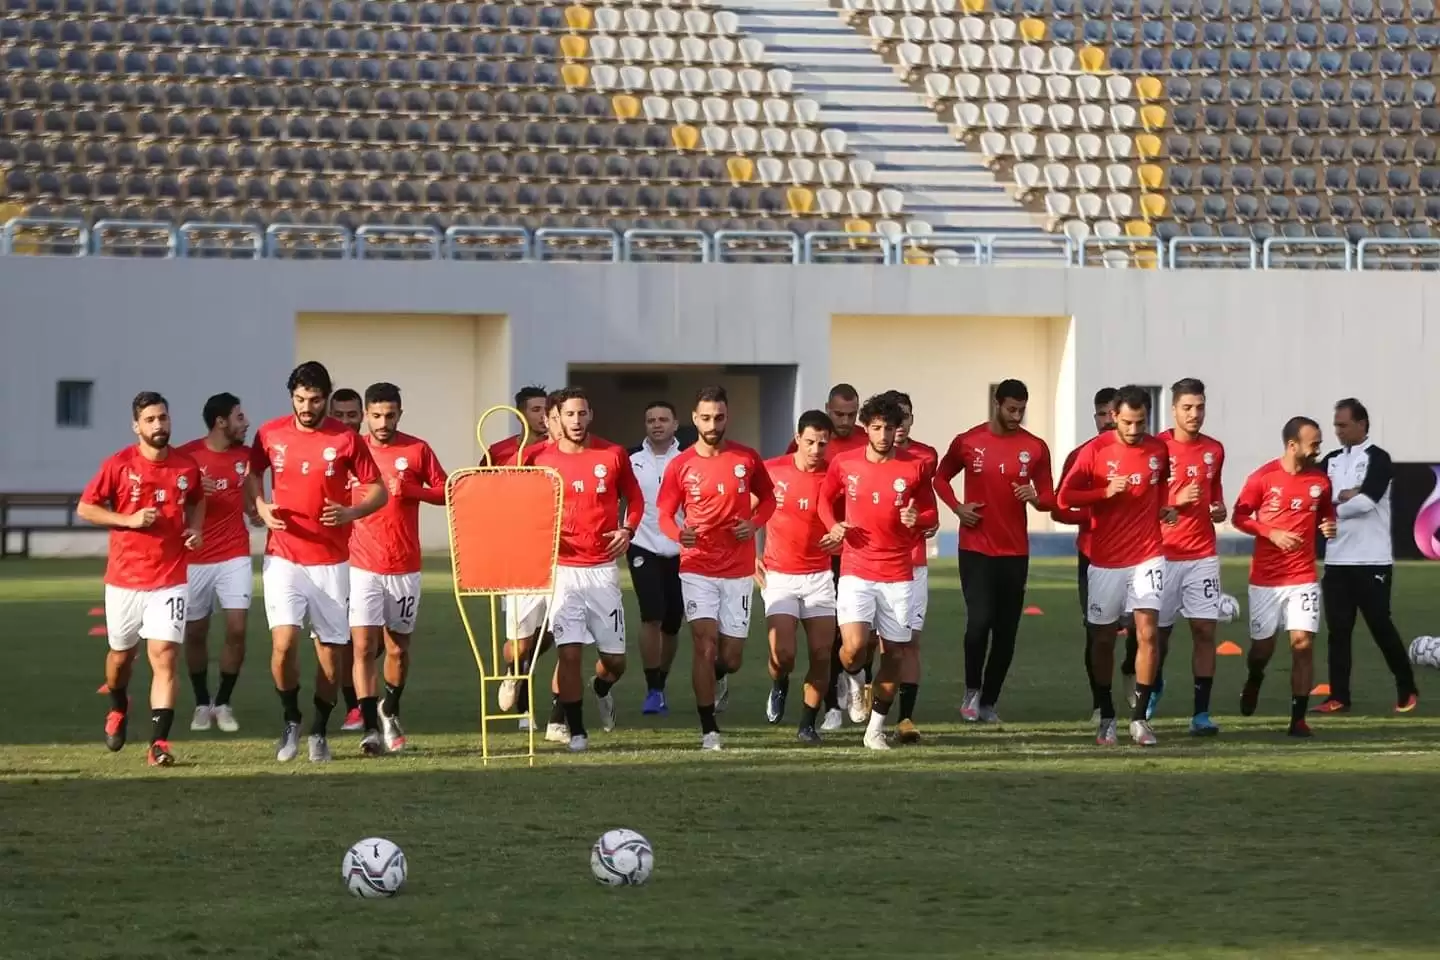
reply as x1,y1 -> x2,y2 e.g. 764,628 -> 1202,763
1409,636 -> 1440,670
1217,593 -> 1240,623
590,829 -> 654,886
343,837 -> 407,898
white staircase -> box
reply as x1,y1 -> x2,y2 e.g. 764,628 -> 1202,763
724,0 -> 1052,244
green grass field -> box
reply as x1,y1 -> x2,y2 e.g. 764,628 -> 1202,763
4,557 -> 1440,959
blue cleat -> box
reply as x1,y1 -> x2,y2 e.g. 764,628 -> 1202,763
641,689 -> 667,716
1189,712 -> 1220,737
1146,678 -> 1165,720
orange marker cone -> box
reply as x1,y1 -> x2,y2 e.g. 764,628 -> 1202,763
88,625 -> 106,637
88,607 -> 104,617
1023,605 -> 1044,615
1310,683 -> 1331,697
1216,641 -> 1244,656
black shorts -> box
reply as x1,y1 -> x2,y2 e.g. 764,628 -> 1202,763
627,545 -> 683,636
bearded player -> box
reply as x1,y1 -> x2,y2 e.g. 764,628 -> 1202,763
759,409 -> 837,744
1232,416 -> 1337,737
889,391 -> 939,743
328,389 -> 368,733
820,393 -> 938,750
657,385 -> 775,751
485,385 -> 550,466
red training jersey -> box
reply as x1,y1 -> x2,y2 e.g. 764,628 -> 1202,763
485,432 -> 546,467
898,439 -> 940,566
1052,441 -> 1094,556
1159,429 -> 1226,562
1232,459 -> 1334,587
1056,433 -> 1169,568
250,416 -> 381,566
82,446 -> 203,591
528,436 -> 644,567
762,455 -> 832,575
820,448 -> 938,583
350,432 -> 448,575
936,424 -> 1055,558
787,429 -> 867,457
657,443 -> 775,579
176,438 -> 252,565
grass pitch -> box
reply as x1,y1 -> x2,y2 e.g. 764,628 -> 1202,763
3,557 -> 1440,959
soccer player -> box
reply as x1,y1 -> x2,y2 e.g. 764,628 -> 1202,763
177,393 -> 255,734
657,385 -> 775,751
485,384 -> 550,466
1231,416 -> 1337,737
1052,387 -> 1118,718
759,409 -> 837,744
935,379 -> 1056,724
349,382 -> 448,754
1155,379 -> 1228,735
328,389 -> 368,733
1057,385 -> 1172,747
79,392 -> 204,767
328,388 -> 363,432
246,361 -> 386,763
820,392 -> 937,750
628,400 -> 685,715
890,391 -> 939,743
527,388 -> 643,749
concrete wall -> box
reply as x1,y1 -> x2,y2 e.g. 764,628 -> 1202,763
5,257 -> 1438,552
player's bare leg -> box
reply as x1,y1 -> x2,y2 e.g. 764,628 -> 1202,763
212,609 -> 245,732
379,628 -> 411,750
691,618 -> 724,748
1187,618 -> 1220,736
896,630 -> 922,743
339,641 -> 362,733
183,617 -> 214,730
308,636 -> 344,761
1287,630 -> 1315,737
796,616 -> 834,743
593,652 -> 625,733
1128,608 -> 1162,745
555,643 -> 588,750
144,638 -> 179,766
715,633 -> 744,717
1089,622 -> 1119,745
838,621 -> 878,742
862,641 -> 907,749
766,614 -> 798,725
270,626 -> 306,761
351,625 -> 386,755
103,647 -> 139,752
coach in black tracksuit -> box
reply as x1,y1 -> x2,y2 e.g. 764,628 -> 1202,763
1315,398 -> 1419,712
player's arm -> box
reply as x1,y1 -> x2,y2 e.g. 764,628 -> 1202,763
932,436 -> 964,513
1030,441 -> 1058,512
337,441 -> 388,523
913,464 -> 940,531
618,457 -> 645,533
1318,482 -> 1339,539
77,463 -> 149,529
656,465 -> 687,544
1336,447 -> 1393,518
245,433 -> 288,530
1050,448 -> 1086,525
1209,446 -> 1228,523
1230,474 -> 1271,538
403,446 -> 449,505
1056,446 -> 1110,508
748,457 -> 776,527
817,459 -> 843,531
183,466 -> 206,549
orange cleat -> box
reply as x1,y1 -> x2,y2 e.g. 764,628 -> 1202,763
147,740 -> 175,766
104,709 -> 127,752
1310,698 -> 1350,714
1396,693 -> 1419,714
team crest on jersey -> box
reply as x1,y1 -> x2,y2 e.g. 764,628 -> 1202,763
234,460 -> 248,476
893,478 -> 907,492
734,464 -> 747,478
395,457 -> 409,472
323,447 -> 337,462
177,475 -> 189,491
594,464 -> 608,478
1018,451 -> 1031,464
1309,485 -> 1322,498
1148,456 -> 1160,470
1203,452 -> 1215,465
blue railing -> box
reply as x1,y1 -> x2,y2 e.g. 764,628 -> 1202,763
0,218 -> 1411,270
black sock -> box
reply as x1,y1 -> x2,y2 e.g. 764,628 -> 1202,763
1131,683 -> 1154,722
108,685 -> 128,713
310,696 -> 335,737
1290,695 -> 1308,726
1247,661 -> 1266,686
215,671 -> 238,707
360,696 -> 380,733
872,698 -> 893,718
898,682 -> 919,722
644,667 -> 663,692
656,668 -> 668,691
382,682 -> 403,716
697,703 -> 719,734
772,675 -> 790,697
549,696 -> 566,725
278,686 -> 302,724
714,662 -> 728,682
342,685 -> 359,712
862,652 -> 874,685
150,707 -> 174,743
593,675 -> 615,698
516,679 -> 530,714
189,670 -> 210,707
562,700 -> 586,738
825,641 -> 843,709
800,703 -> 819,729
1193,675 -> 1214,716
1098,685 -> 1115,720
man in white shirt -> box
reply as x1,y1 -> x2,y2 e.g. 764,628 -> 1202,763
627,400 -> 685,715
1314,398 -> 1419,714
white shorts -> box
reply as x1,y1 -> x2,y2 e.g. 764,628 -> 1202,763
1248,582 -> 1322,639
837,575 -> 913,643
1086,555 -> 1166,626
551,564 -> 626,655
910,565 -> 928,631
680,572 -> 753,638
262,556 -> 350,646
505,594 -> 549,640
761,570 -> 837,621
1159,555 -> 1223,628
185,556 -> 253,621
105,583 -> 187,651
350,568 -> 422,633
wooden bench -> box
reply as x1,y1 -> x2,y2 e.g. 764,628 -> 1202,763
0,492 -> 102,559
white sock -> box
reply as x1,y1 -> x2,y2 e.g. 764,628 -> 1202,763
866,709 -> 887,737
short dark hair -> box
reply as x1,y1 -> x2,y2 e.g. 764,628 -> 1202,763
1114,385 -> 1151,413
364,382 -> 401,407
995,379 -> 1029,404
555,386 -> 589,408
1335,397 -> 1369,425
828,383 -> 859,403
132,391 -> 168,420
881,389 -> 913,410
858,392 -> 905,428
1093,387 -> 1119,408
1171,378 -> 1206,402
796,409 -> 835,435
694,385 -> 728,407
202,392 -> 240,429
330,388 -> 361,407
544,389 -> 565,415
515,384 -> 548,407
287,361 -> 333,398
644,400 -> 676,417
1283,415 -> 1319,444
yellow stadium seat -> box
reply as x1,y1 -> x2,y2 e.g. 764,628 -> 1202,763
960,0 -> 984,11
727,156 -> 755,184
560,34 -> 588,59
1125,220 -> 1153,238
844,217 -> 872,234
1078,46 -> 1105,72
1140,104 -> 1167,132
561,63 -> 589,90
1137,163 -> 1163,191
564,4 -> 592,29
903,245 -> 933,265
0,202 -> 34,255
1136,76 -> 1162,103
671,124 -> 699,150
1135,133 -> 1161,159
786,186 -> 814,215
1019,17 -> 1045,42
611,94 -> 640,120
1139,193 -> 1166,219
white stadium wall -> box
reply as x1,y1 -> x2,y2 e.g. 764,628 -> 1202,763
4,256 -> 1439,553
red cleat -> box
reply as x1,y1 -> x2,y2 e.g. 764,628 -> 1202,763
1288,720 -> 1314,738
1396,693 -> 1419,714
104,709 -> 128,752
1310,698 -> 1350,714
147,740 -> 175,766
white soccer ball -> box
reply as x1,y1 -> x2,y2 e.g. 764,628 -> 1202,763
1217,593 -> 1240,623
1409,636 -> 1440,670
343,837 -> 407,898
590,829 -> 655,887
